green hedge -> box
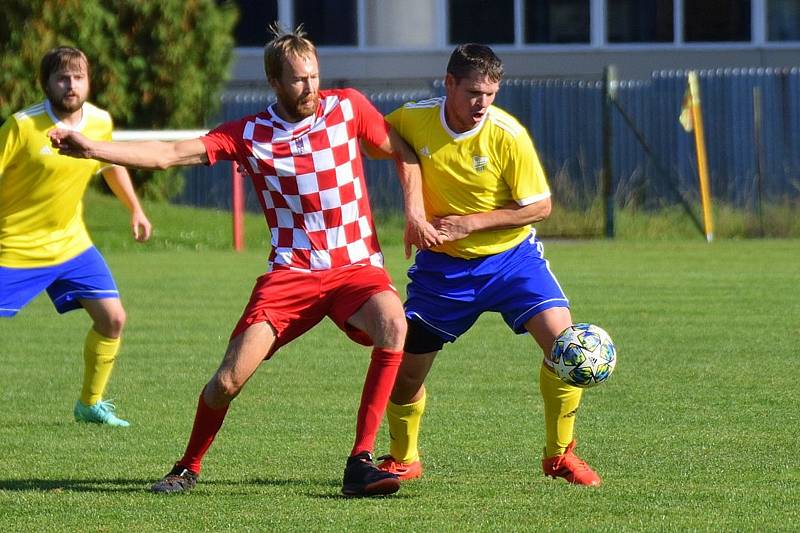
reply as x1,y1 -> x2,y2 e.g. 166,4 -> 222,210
0,0 -> 239,199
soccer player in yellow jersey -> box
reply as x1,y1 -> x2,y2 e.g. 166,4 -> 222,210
376,44 -> 602,486
0,47 -> 152,427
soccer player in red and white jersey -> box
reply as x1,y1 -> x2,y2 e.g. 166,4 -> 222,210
50,26 -> 440,497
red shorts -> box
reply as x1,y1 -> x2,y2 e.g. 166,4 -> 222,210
230,264 -> 398,356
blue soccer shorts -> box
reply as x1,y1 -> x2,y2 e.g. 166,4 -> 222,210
404,232 -> 569,344
0,246 -> 119,317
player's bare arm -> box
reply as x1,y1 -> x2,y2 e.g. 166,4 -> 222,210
434,196 -> 552,242
366,128 -> 441,257
100,166 -> 152,242
50,129 -> 209,169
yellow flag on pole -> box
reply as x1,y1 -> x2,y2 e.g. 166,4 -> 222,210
679,87 -> 694,132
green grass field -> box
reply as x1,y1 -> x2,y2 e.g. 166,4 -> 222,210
1,195 -> 798,531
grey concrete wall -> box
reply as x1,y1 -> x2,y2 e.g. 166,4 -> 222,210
230,46 -> 800,89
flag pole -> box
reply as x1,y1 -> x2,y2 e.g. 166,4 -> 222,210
687,71 -> 714,242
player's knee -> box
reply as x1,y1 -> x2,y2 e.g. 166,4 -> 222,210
94,307 -> 126,338
370,310 -> 406,350
383,313 -> 407,349
208,372 -> 242,403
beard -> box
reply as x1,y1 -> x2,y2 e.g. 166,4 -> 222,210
46,90 -> 85,115
279,91 -> 319,122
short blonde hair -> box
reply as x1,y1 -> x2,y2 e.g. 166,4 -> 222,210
263,23 -> 318,81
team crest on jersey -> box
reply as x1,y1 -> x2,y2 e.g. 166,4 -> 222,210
472,155 -> 488,172
291,137 -> 310,156
419,146 -> 431,157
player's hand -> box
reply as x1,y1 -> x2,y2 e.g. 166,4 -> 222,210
49,129 -> 93,158
433,215 -> 471,242
404,216 -> 442,259
131,209 -> 152,242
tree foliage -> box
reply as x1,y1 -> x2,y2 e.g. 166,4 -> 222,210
0,0 -> 238,199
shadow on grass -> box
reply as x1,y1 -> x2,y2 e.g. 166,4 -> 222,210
0,478 -> 151,493
0,477 -> 325,494
0,477 -> 415,499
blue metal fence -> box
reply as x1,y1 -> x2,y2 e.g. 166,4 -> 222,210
175,68 -> 800,213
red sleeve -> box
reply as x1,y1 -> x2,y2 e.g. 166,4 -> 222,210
200,119 -> 247,165
343,88 -> 390,148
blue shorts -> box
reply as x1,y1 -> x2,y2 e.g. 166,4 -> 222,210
405,233 -> 569,343
0,246 -> 119,317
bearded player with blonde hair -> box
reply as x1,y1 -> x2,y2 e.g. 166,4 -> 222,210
51,26 -> 440,497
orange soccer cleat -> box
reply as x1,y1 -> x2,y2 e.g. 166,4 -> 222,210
376,455 -> 423,480
542,440 -> 602,487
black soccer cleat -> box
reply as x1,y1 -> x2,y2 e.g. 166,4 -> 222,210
341,452 -> 400,497
150,463 -> 199,494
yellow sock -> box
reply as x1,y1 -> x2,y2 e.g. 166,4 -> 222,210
80,328 -> 121,406
386,390 -> 427,464
540,364 -> 583,457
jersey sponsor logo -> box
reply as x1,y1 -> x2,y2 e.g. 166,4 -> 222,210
472,155 -> 488,172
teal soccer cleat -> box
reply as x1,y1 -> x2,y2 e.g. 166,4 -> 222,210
74,399 -> 130,427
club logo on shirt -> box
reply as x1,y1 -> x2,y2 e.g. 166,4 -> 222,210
40,145 -> 53,155
472,155 -> 488,172
291,137 -> 309,156
419,146 -> 431,158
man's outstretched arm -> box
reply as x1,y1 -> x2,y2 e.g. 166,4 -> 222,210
50,129 -> 209,170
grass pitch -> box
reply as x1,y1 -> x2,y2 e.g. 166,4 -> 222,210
0,196 -> 798,531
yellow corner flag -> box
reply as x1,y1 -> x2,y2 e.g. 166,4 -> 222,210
680,71 -> 714,242
679,87 -> 694,132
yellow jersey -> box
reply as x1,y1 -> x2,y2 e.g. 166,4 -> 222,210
387,97 -> 551,259
0,100 -> 112,267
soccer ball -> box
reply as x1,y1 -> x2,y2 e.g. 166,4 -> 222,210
550,323 -> 616,388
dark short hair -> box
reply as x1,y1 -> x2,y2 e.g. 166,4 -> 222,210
264,23 -> 318,81
446,44 -> 503,83
39,47 -> 89,92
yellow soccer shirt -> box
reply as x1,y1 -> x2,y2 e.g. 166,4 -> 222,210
387,97 -> 551,258
0,100 -> 112,267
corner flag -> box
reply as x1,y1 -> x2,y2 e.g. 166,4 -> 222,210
680,71 -> 714,242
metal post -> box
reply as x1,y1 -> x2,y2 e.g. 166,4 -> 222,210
231,162 -> 245,251
752,86 -> 765,237
602,65 -> 617,239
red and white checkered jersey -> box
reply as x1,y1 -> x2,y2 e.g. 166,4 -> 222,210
201,88 -> 390,272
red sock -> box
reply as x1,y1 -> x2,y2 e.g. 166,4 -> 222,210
351,347 -> 403,457
178,389 -> 230,473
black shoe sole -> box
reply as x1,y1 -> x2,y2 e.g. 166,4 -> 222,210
341,477 -> 401,497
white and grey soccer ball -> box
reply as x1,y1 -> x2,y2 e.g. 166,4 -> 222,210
550,323 -> 616,388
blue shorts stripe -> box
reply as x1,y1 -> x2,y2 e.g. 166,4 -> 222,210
406,311 -> 458,342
